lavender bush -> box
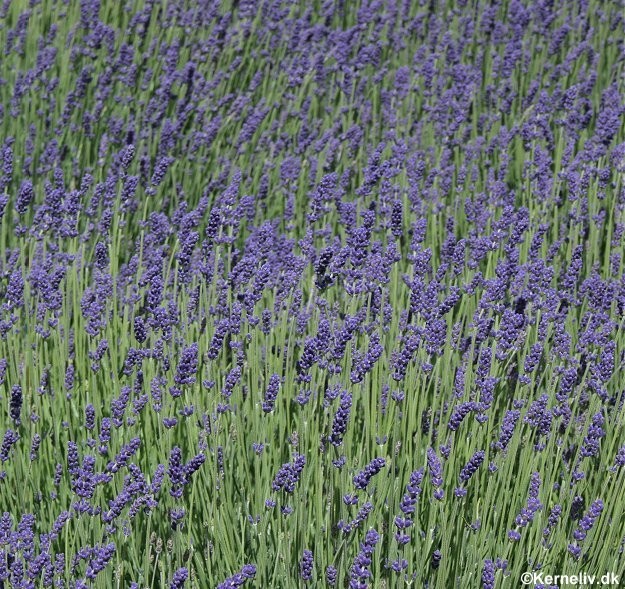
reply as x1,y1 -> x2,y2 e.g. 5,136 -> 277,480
0,0 -> 624,587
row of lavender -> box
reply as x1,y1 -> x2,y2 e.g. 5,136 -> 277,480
0,0 -> 624,587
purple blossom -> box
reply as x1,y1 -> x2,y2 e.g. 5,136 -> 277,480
300,549 -> 313,581
272,453 -> 306,494
507,530 -> 521,542
350,333 -> 384,383
431,550 -> 442,569
85,404 -> 96,431
349,528 -> 380,588
392,334 -> 420,381
329,391 -> 352,446
612,445 -> 625,471
569,499 -> 603,559
216,564 -> 256,588
457,450 -> 485,487
399,469 -> 424,517
353,458 -> 386,490
427,448 -> 444,499
572,499 -> 603,542
29,434 -> 41,461
170,567 -> 188,589
167,447 -> 203,498
0,430 -> 19,463
262,374 -> 281,413
163,417 -> 178,429
482,559 -> 495,589
9,384 -> 22,424
338,502 -> 373,535
492,410 -> 520,452
448,402 -> 478,431
105,438 -> 141,473
16,179 -> 34,214
85,543 -> 115,579
543,504 -> 562,540
509,472 -> 543,539
580,411 -> 605,458
326,565 -> 337,586
174,343 -> 199,385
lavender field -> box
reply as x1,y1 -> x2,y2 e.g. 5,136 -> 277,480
0,0 -> 624,587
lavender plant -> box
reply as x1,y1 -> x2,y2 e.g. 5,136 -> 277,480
0,0 -> 623,587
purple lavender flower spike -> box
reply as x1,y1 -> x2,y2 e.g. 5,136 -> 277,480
349,528 -> 380,588
427,448 -> 444,500
1,430 -> 19,462
482,559 -> 495,589
262,374 -> 281,413
272,453 -> 306,494
300,549 -> 313,581
170,567 -> 188,589
174,343 -> 199,385
329,391 -> 352,446
216,564 -> 256,588
326,565 -> 337,586
353,458 -> 386,490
